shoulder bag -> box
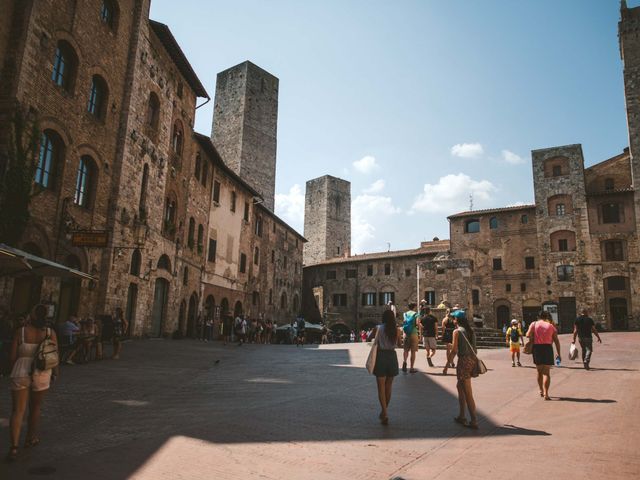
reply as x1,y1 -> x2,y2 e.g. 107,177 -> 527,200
523,321 -> 536,355
32,327 -> 59,373
365,332 -> 378,375
460,330 -> 487,376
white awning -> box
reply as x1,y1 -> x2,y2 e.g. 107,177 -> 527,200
0,244 -> 96,280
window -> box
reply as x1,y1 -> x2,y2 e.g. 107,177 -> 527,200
163,196 -> 177,234
138,164 -> 149,219
255,216 -> 263,237
558,239 -> 568,252
239,253 -> 247,273
332,294 -> 347,307
472,289 -> 479,305
604,240 -> 624,261
492,258 -> 502,270
244,202 -> 250,222
521,214 -> 528,224
556,203 -> 565,216
607,276 -> 626,291
208,239 -> 217,262
51,41 -> 76,91
157,255 -> 171,271
379,292 -> 395,305
183,266 -> 188,285
604,178 -> 614,191
36,131 -> 61,189
336,246 -> 341,255
557,265 -> 574,282
362,293 -> 376,306
201,161 -> 208,187
271,250 -> 275,264
283,256 -> 288,268
130,249 -> 141,276
465,219 -> 480,233
197,225 -> 204,251
436,268 -> 445,275
366,264 -> 373,276
405,269 -> 411,277
100,0 -> 117,29
87,75 -> 107,119
384,263 -> 391,275
171,121 -> 183,156
552,165 -> 562,177
424,290 -> 436,306
489,217 -> 498,229
525,256 -> 535,269
212,181 -> 220,203
194,154 -> 201,181
602,203 -> 621,224
230,191 -> 236,212
520,283 -> 526,292
74,156 -> 95,208
295,262 -> 298,274
177,81 -> 183,99
506,283 -> 511,292
188,218 -> 195,249
346,269 -> 357,279
326,270 -> 336,280
254,247 -> 260,265
147,93 -> 160,131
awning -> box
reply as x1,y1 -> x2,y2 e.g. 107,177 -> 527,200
0,244 -> 96,280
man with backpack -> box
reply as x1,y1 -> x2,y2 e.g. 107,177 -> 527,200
402,303 -> 419,373
419,302 -> 438,367
505,319 -> 524,367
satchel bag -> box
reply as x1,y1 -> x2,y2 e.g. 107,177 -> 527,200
32,328 -> 59,373
365,334 -> 378,375
523,321 -> 535,355
460,330 -> 487,377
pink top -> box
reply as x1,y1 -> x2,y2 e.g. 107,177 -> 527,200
531,321 -> 556,345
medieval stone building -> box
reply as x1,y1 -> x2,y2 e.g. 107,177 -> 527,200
0,0 -> 303,336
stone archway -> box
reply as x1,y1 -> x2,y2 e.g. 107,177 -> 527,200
187,292 -> 198,338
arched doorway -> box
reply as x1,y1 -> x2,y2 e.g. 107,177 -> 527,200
187,293 -> 198,337
125,283 -> 138,336
220,298 -> 229,316
234,300 -> 243,318
58,255 -> 82,323
522,298 -> 541,326
205,295 -> 215,320
178,300 -> 186,334
151,278 -> 169,337
610,298 -> 628,330
496,305 -> 510,331
280,292 -> 287,311
11,243 -> 44,315
292,293 -> 299,314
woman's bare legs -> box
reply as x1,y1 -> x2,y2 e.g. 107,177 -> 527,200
9,389 -> 29,449
536,365 -> 544,396
462,379 -> 477,425
376,376 -> 388,422
25,389 -> 47,443
385,377 -> 394,408
456,380 -> 467,420
542,365 -> 551,399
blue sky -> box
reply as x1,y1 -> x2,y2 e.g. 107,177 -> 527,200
150,0 -> 633,254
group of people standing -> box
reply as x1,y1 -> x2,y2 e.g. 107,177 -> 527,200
219,315 -> 277,346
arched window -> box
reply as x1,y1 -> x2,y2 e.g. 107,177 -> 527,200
604,178 -> 615,191
51,41 -> 77,91
87,75 -> 108,119
35,131 -> 63,189
100,0 -> 119,30
464,219 -> 480,233
252,291 -> 260,306
280,292 -> 287,310
201,160 -> 208,187
197,224 -> 204,250
194,153 -> 201,181
183,266 -> 189,285
74,156 -> 96,208
147,93 -> 160,131
163,195 -> 177,234
157,254 -> 171,271
293,294 -> 299,313
172,121 -> 183,156
489,217 -> 498,229
254,246 -> 260,265
188,217 -> 195,249
548,194 -> 572,216
138,164 -> 149,219
130,249 -> 141,275
550,230 -> 576,252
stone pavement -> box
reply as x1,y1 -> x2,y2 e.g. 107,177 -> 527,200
1,333 -> 639,479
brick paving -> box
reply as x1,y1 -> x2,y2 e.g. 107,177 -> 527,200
1,333 -> 639,479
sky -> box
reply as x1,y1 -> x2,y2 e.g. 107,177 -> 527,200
150,0 -> 634,254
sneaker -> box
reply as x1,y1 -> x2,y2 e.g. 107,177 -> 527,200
402,362 -> 407,373
584,362 -> 590,370
512,362 -> 516,367
517,362 -> 522,367
65,360 -> 75,365
427,357 -> 434,367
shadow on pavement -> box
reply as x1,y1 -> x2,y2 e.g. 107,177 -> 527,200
554,397 -> 616,403
497,424 -> 551,436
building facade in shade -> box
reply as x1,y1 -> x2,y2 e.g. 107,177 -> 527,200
303,3 -> 640,332
0,0 -> 303,336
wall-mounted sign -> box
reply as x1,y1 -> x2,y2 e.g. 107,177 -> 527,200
71,231 -> 109,248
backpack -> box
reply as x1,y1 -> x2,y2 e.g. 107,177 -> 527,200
403,312 -> 417,335
32,328 -> 59,373
509,327 -> 520,343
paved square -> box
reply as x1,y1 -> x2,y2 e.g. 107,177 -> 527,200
1,333 -> 639,479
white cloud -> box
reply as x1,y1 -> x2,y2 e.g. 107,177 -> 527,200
502,149 -> 525,165
275,184 -> 304,232
451,143 -> 484,159
363,179 -> 385,194
353,155 -> 380,174
410,173 -> 496,214
352,194 -> 401,253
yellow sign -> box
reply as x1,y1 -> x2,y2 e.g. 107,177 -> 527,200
71,231 -> 109,248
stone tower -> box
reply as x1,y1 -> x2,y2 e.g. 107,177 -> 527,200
211,61 -> 278,210
303,175 -> 351,266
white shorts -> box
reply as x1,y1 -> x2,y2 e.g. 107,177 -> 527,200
423,337 -> 437,350
10,372 -> 51,392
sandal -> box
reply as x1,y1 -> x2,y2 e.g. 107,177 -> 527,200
465,421 -> 479,430
5,445 -> 18,462
380,416 -> 389,425
453,416 -> 467,426
24,437 -> 40,448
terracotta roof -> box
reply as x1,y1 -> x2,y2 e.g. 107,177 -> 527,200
149,21 -> 209,98
305,240 -> 451,267
448,204 -> 536,219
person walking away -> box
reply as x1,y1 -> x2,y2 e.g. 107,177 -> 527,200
506,319 -> 524,367
573,309 -> 602,370
419,303 -> 438,367
6,304 -> 59,461
112,308 -> 128,360
441,309 -> 456,368
402,303 -> 419,373
60,316 -> 80,365
443,310 -> 479,429
372,310 -> 399,425
222,315 -> 232,345
296,316 -> 306,346
205,317 -> 213,342
526,311 -> 561,400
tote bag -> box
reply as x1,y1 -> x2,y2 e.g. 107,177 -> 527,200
366,335 -> 378,374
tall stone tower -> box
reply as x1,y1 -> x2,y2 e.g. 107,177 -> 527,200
211,61 -> 278,210
303,175 -> 351,266
620,2 -> 640,219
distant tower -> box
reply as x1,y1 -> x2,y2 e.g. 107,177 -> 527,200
303,175 -> 351,265
211,61 -> 278,210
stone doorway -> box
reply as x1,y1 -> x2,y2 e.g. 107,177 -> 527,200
151,278 -> 169,337
187,293 -> 198,337
558,297 -> 576,334
610,298 -> 628,330
496,305 -> 510,331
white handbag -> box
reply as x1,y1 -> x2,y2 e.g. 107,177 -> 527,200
366,335 -> 378,374
569,342 -> 578,360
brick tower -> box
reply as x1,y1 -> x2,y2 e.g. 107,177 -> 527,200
303,175 -> 351,266
211,61 -> 278,210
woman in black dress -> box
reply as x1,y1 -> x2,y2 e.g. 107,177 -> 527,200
441,309 -> 456,367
